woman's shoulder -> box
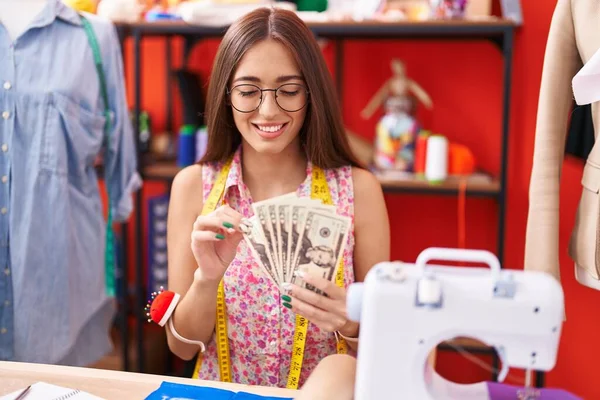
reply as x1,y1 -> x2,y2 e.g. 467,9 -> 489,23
350,166 -> 381,192
171,164 -> 204,205
350,166 -> 386,220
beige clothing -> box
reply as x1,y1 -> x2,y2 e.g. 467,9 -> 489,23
526,0 -> 600,285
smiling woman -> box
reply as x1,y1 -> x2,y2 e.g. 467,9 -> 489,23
164,7 -> 391,389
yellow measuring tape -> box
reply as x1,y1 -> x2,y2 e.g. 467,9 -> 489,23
192,159 -> 347,389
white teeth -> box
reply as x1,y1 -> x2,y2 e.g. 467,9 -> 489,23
256,124 -> 283,133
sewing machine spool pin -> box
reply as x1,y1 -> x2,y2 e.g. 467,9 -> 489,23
347,247 -> 565,399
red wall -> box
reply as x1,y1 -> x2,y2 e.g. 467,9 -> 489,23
121,0 -> 598,397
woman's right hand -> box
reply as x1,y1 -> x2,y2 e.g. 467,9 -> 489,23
191,205 -> 246,283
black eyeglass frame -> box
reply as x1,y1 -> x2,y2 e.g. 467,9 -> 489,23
226,83 -> 310,113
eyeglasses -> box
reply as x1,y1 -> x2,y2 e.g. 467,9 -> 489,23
227,83 -> 309,113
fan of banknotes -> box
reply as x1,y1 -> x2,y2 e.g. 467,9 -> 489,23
240,193 -> 351,293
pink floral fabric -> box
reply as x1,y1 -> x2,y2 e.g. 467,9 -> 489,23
197,146 -> 355,388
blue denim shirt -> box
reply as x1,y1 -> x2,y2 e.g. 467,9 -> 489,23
0,1 -> 141,365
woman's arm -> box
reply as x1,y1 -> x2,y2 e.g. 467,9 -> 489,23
352,167 -> 391,283
165,165 -> 218,360
339,168 -> 390,351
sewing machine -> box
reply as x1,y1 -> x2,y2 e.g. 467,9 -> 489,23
346,247 -> 565,400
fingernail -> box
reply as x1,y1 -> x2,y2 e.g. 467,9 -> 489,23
281,295 -> 291,302
282,302 -> 292,309
239,224 -> 250,234
222,222 -> 234,229
216,233 -> 225,240
294,270 -> 305,278
281,282 -> 292,291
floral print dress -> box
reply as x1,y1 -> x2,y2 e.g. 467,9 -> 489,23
196,146 -> 356,388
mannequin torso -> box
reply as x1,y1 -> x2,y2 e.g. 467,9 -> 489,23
0,0 -> 48,41
526,0 -> 600,291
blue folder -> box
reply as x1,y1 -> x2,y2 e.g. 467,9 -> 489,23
145,381 -> 294,400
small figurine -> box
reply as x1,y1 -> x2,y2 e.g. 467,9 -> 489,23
430,0 -> 468,19
361,59 -> 433,171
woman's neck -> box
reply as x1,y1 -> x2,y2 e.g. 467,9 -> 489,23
241,141 -> 307,202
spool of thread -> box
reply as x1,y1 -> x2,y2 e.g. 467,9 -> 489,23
195,126 -> 208,162
425,135 -> 448,183
414,131 -> 430,177
177,124 -> 196,167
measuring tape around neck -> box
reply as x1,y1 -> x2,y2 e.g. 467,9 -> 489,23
192,158 -> 348,388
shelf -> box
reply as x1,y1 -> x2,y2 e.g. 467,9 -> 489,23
375,170 -> 500,197
142,159 -> 499,197
143,160 -> 181,181
117,18 -> 516,42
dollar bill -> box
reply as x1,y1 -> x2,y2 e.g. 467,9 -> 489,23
254,204 -> 282,283
276,204 -> 291,283
290,210 -> 351,294
242,215 -> 279,286
242,192 -> 349,290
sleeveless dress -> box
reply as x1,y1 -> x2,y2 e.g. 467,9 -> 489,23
198,146 -> 356,388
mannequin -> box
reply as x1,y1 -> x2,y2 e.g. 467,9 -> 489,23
525,0 -> 600,290
0,0 -> 48,41
0,0 -> 141,366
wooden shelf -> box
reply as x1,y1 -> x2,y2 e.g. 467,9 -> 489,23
375,170 -> 500,197
142,159 -> 499,197
116,17 -> 516,41
143,160 -> 181,180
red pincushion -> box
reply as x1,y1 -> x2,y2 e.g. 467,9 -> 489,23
151,291 -> 175,324
145,288 -> 179,327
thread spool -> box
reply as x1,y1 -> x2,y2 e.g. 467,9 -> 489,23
177,124 -> 196,167
425,135 -> 448,183
414,131 -> 430,177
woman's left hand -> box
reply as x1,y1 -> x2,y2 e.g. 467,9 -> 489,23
281,271 -> 359,338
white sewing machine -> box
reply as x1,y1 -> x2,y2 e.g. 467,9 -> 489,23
346,247 -> 565,400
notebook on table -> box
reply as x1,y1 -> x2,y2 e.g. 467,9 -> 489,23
0,382 -> 104,400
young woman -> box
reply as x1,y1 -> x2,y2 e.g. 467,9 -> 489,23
166,7 -> 390,388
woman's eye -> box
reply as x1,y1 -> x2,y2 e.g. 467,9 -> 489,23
239,91 -> 258,97
280,90 -> 299,96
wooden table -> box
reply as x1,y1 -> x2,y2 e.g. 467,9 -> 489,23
0,362 -> 296,399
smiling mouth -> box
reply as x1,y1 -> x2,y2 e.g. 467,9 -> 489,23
252,122 -> 289,139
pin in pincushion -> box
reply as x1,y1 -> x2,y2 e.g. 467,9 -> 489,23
145,287 -> 180,327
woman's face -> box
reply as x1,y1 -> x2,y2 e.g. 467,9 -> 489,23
229,38 -> 308,156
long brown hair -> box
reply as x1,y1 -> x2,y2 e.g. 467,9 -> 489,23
199,7 -> 362,169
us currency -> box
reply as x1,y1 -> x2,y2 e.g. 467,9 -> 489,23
276,204 -> 291,283
256,205 -> 282,283
242,215 -> 279,286
267,204 -> 281,279
287,202 -> 336,280
290,210 -> 351,294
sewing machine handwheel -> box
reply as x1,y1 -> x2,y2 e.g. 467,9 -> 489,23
346,283 -> 364,323
415,247 -> 501,281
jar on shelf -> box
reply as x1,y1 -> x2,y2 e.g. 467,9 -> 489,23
430,0 -> 468,19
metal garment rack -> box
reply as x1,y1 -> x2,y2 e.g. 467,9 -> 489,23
117,18 -> 542,387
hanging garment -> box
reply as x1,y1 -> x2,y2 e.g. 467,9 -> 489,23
0,0 -> 141,365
